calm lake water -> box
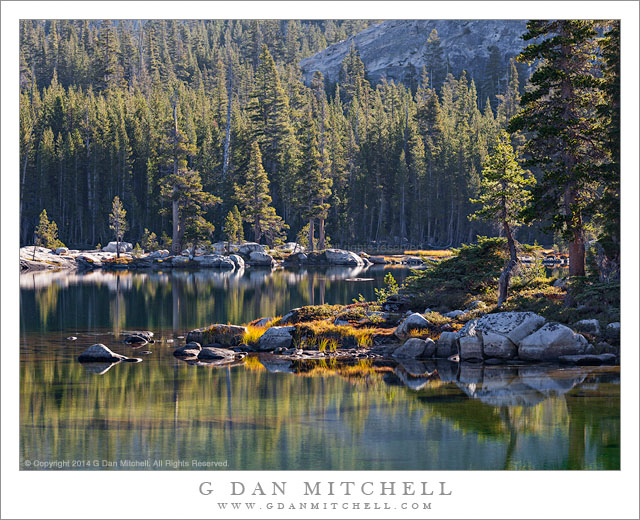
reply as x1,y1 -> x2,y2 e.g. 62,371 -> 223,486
20,266 -> 620,470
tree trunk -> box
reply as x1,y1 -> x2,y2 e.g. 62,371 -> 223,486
116,223 -> 121,259
318,218 -> 325,251
308,219 -> 315,252
222,59 -> 233,179
497,205 -> 518,308
566,185 -> 585,277
569,228 -> 585,277
171,197 -> 180,254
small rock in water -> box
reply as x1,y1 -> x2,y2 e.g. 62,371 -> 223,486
78,344 -> 128,363
66,336 -> 77,341
139,351 -> 152,355
177,336 -> 185,339
166,339 -> 174,343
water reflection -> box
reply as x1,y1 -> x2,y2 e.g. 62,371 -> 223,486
20,327 -> 619,471
20,266 -> 409,334
19,267 -> 619,471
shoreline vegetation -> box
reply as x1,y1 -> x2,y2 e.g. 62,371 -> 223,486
68,238 -> 620,370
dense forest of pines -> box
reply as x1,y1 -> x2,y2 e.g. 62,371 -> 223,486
19,19 -> 620,277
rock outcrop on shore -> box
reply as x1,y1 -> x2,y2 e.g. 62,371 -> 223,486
179,307 -> 616,366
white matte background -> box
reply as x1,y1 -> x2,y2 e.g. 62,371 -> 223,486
2,2 -> 638,519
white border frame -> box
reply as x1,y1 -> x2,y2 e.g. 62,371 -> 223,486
2,2 -> 638,519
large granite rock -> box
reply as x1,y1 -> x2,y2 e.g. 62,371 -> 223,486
393,338 -> 428,359
102,241 -> 133,253
248,251 -> 275,266
435,331 -> 459,358
394,313 -> 432,340
518,323 -> 588,361
148,249 -> 170,258
192,254 -> 227,267
171,256 -> 190,266
78,344 -> 127,362
459,334 -> 483,361
300,20 -> 528,88
368,256 -> 388,264
474,311 -> 546,344
238,243 -> 266,255
324,249 -> 365,266
482,330 -> 517,359
228,254 -> 245,269
258,326 -> 296,351
186,324 -> 247,347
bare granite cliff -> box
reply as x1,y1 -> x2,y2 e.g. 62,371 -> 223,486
300,20 -> 529,87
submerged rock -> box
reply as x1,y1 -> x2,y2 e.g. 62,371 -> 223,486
78,344 -> 128,363
124,330 -> 154,344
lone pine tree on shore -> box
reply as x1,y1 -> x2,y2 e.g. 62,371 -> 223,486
235,141 -> 287,244
33,209 -> 63,259
469,131 -> 535,307
223,205 -> 244,252
509,20 -> 603,277
109,196 -> 128,258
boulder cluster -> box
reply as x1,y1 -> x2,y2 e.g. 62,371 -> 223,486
389,311 -> 618,365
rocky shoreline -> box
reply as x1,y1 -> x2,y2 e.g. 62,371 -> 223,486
20,243 -> 429,273
77,307 -> 620,373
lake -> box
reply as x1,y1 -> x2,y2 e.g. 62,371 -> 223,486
20,266 -> 620,470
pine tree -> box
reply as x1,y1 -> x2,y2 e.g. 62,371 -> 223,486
593,21 -> 620,280
223,205 -> 242,251
235,141 -> 286,244
509,20 -> 603,277
109,195 -> 128,258
160,168 -> 220,254
469,131 -> 535,306
33,209 -> 63,259
141,228 -> 159,251
423,29 -> 446,91
296,120 -> 332,251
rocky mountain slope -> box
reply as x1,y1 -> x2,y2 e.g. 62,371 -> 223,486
300,20 -> 529,87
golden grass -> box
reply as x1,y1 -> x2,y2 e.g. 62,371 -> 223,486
242,325 -> 269,345
423,311 -> 450,326
404,249 -> 454,258
294,320 -> 383,349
